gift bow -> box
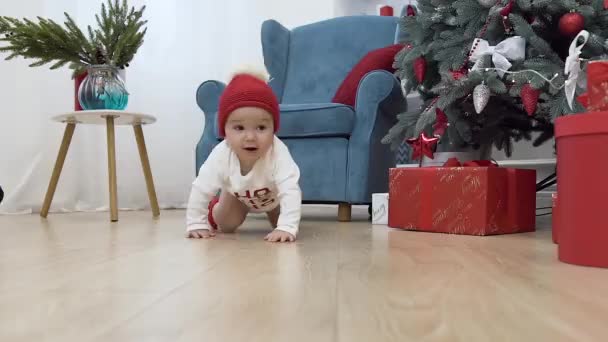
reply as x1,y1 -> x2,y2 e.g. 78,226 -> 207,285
443,158 -> 497,168
565,30 -> 590,110
577,93 -> 589,109
470,36 -> 526,77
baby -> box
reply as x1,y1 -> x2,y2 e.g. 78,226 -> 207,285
186,72 -> 302,242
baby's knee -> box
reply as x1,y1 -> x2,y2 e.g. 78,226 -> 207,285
213,212 -> 245,233
219,224 -> 239,234
212,198 -> 247,233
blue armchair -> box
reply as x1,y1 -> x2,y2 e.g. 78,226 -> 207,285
195,15 -> 406,221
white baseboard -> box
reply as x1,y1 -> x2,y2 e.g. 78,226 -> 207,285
493,158 -> 556,168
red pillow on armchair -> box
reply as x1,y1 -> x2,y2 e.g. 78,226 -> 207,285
332,44 -> 404,107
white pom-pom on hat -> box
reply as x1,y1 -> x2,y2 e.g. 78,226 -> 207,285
228,64 -> 269,83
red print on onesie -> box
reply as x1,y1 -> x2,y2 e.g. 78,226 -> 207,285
233,188 -> 276,210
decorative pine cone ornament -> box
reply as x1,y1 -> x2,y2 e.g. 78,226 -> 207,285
413,56 -> 427,83
473,83 -> 491,114
521,84 -> 541,116
94,46 -> 107,65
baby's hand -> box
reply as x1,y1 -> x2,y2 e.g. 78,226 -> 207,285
188,229 -> 216,239
264,229 -> 296,243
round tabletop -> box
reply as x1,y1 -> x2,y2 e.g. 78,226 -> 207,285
52,110 -> 156,126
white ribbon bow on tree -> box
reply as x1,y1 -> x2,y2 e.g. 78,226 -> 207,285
470,36 -> 526,77
565,30 -> 590,110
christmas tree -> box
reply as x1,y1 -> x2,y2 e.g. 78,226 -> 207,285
383,0 -> 608,157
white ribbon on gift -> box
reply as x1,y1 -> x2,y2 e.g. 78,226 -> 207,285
565,30 -> 590,110
470,36 -> 526,77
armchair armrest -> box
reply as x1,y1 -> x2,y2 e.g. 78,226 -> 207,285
355,70 -> 406,117
195,80 -> 226,175
196,80 -> 226,114
347,70 -> 406,203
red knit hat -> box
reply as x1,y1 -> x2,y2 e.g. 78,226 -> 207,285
218,73 -> 279,136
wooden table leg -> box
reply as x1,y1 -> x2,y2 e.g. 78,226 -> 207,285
106,116 -> 118,222
133,124 -> 160,218
40,123 -> 76,218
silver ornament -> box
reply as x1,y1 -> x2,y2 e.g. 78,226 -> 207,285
400,79 -> 408,96
473,83 -> 491,114
478,0 -> 495,8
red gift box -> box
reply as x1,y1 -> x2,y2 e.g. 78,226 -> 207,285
388,162 -> 536,235
555,112 -> 608,267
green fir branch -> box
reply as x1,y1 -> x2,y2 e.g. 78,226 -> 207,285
0,0 -> 146,76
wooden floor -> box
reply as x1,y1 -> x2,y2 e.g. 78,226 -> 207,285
1,206 -> 608,342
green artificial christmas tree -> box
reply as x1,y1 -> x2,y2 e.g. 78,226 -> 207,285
0,0 -> 147,77
383,0 -> 608,157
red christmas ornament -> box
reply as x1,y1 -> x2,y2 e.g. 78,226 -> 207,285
525,14 -> 536,24
500,0 -> 514,17
559,12 -> 585,37
414,57 -> 427,83
406,4 -> 416,16
450,69 -> 467,80
432,108 -> 448,137
605,0 -> 608,9
406,132 -> 439,161
521,84 -> 541,116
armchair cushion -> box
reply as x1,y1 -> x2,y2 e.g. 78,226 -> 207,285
211,103 -> 356,139
332,44 -> 403,107
277,103 -> 355,138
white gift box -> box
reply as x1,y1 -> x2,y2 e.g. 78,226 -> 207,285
372,193 -> 389,225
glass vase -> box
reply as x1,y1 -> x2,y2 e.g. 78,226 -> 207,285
78,65 -> 129,110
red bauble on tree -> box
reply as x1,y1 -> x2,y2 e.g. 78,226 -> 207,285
559,11 -> 585,37
450,69 -> 467,80
414,56 -> 427,83
500,0 -> 514,17
432,108 -> 448,137
521,84 -> 541,116
406,4 -> 416,16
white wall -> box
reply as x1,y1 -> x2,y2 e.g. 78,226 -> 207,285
334,0 -> 412,16
0,0 -> 334,214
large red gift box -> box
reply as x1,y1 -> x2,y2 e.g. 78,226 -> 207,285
388,164 -> 536,235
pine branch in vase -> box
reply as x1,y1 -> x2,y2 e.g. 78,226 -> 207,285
0,0 -> 147,78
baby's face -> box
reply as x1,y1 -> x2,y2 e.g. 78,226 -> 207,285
224,107 -> 274,164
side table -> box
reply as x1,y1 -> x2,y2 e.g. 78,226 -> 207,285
41,110 -> 160,221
